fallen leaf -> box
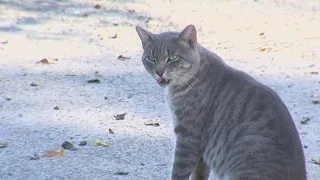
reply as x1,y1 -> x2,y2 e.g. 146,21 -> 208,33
258,47 -> 266,52
109,128 -> 114,134
79,140 -> 87,146
44,149 -> 65,157
0,39 -> 8,44
126,8 -> 135,13
0,142 -> 8,148
93,140 -> 108,147
61,141 -> 76,150
300,117 -> 310,125
94,4 -> 102,9
144,122 -> 160,127
311,100 -> 320,104
109,33 -> 118,39
117,55 -> 130,60
30,153 -> 41,160
311,158 -> 320,165
30,82 -> 39,87
39,58 -> 50,64
114,113 -> 126,120
114,171 -> 129,175
87,79 -> 101,83
257,47 -> 278,52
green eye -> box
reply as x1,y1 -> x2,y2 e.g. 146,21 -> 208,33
168,55 -> 178,61
147,56 -> 156,62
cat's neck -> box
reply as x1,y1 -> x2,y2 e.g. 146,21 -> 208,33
168,45 -> 227,95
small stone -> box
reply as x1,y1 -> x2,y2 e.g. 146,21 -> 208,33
109,128 -> 114,134
114,113 -> 126,120
30,153 -> 41,160
0,142 -> 8,148
114,171 -> 129,175
30,82 -> 39,86
61,141 -> 76,150
311,100 -> 320,104
300,117 -> 310,125
53,106 -> 60,110
87,79 -> 100,83
311,158 -> 320,165
79,140 -> 87,146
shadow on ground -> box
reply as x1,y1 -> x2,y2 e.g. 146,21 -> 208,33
0,0 -> 155,34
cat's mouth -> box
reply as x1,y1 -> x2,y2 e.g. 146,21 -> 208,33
157,78 -> 171,86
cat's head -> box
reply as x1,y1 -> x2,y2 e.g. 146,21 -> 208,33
136,25 -> 200,88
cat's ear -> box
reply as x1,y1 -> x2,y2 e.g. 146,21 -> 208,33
178,25 -> 197,48
136,26 -> 153,49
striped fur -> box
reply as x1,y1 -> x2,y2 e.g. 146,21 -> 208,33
136,25 -> 306,180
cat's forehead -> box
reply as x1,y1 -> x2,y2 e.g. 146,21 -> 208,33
153,32 -> 178,42
149,32 -> 180,50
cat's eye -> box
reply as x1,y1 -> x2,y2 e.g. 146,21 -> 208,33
168,55 -> 178,61
147,56 -> 156,62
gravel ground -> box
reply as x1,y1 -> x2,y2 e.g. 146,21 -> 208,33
0,0 -> 319,180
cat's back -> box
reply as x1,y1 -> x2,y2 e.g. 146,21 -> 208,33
202,55 -> 306,180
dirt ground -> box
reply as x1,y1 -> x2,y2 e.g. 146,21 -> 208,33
0,0 -> 319,179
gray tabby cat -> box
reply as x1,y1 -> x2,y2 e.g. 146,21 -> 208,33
136,25 -> 306,180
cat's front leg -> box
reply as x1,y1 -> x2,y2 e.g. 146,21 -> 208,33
171,136 -> 202,180
190,157 -> 210,180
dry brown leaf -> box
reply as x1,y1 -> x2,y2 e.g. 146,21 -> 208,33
44,149 -> 65,157
258,48 -> 266,52
39,58 -> 50,64
126,8 -> 135,13
109,33 -> 118,39
117,55 -> 130,60
310,72 -> 318,75
94,4 -> 102,9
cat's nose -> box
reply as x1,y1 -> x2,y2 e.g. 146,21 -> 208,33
156,71 -> 164,77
